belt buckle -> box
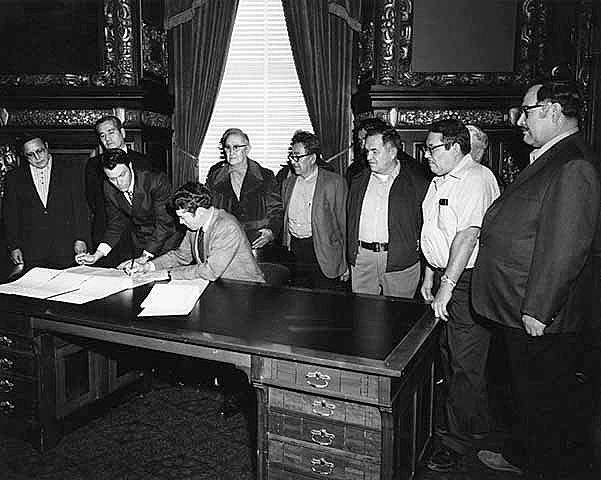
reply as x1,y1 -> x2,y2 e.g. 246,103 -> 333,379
373,243 -> 381,252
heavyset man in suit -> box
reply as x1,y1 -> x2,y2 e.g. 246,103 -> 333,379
3,135 -> 89,273
85,115 -> 152,265
281,131 -> 347,289
419,119 -> 500,473
473,81 -> 601,479
76,148 -> 181,268
206,128 -> 283,262
347,126 -> 428,298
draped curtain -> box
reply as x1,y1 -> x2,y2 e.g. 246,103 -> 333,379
282,0 -> 361,173
167,0 -> 239,186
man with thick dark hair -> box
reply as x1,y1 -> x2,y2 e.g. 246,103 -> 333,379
420,119 -> 500,473
129,182 -> 264,283
3,134 -> 89,273
347,126 -> 428,298
85,115 -> 153,265
76,148 -> 181,268
473,81 -> 601,479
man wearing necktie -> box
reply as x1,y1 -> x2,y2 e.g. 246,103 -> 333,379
76,148 -> 182,268
206,128 -> 283,262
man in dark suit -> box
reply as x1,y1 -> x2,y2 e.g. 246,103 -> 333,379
85,115 -> 152,266
347,126 -> 428,298
3,135 -> 89,273
473,81 -> 601,479
76,148 -> 181,269
281,131 -> 347,289
206,128 -> 283,262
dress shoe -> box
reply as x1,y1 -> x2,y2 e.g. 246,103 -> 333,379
477,450 -> 523,475
218,392 -> 242,418
425,446 -> 468,473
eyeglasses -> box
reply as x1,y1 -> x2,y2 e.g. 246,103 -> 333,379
518,104 -> 546,118
24,147 -> 47,159
288,152 -> 313,162
422,143 -> 446,156
223,144 -> 248,153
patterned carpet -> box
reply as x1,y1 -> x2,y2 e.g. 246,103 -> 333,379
0,381 -> 254,480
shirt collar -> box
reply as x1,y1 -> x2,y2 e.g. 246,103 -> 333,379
299,166 -> 318,182
530,127 -> 579,164
30,157 -> 52,174
371,161 -> 400,182
229,159 -> 248,175
202,206 -> 215,231
434,153 -> 474,184
126,164 -> 135,194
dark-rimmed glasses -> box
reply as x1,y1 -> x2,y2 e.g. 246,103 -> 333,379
223,144 -> 248,153
518,104 -> 546,118
422,143 -> 446,156
288,152 -> 313,162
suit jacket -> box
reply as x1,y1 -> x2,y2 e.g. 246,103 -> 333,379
206,158 -> 283,242
85,150 -> 152,247
3,158 -> 90,267
472,133 -> 601,333
282,167 -> 347,278
152,208 -> 265,283
102,168 -> 182,257
347,158 -> 429,272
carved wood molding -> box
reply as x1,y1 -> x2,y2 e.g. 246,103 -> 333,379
142,22 -> 168,80
379,108 -> 509,128
0,0 -> 137,88
2,109 -> 170,128
361,0 -> 546,88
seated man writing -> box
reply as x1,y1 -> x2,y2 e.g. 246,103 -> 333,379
128,182 -> 265,283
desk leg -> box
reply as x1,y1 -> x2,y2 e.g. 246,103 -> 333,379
36,334 -> 61,450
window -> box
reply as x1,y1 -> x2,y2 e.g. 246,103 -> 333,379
197,0 -> 313,181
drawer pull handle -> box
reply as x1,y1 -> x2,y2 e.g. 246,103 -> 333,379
311,457 -> 334,475
0,400 -> 16,415
305,370 -> 330,388
0,379 -> 14,393
0,336 -> 13,348
310,428 -> 335,446
0,358 -> 14,370
311,399 -> 336,417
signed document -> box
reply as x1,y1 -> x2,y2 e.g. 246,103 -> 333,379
138,279 -> 209,317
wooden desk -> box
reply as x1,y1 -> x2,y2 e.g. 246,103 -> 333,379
0,280 -> 439,480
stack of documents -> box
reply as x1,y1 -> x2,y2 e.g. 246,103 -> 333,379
0,266 -> 169,304
138,279 -> 209,317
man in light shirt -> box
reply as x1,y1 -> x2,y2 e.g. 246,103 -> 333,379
3,135 -> 89,274
347,126 -> 428,298
76,148 -> 181,269
420,119 -> 500,473
281,131 -> 347,289
473,81 -> 601,478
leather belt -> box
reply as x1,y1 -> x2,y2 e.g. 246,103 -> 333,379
359,241 -> 389,252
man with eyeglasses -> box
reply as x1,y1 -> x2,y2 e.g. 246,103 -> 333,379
75,148 -> 182,269
206,128 -> 283,262
281,131 -> 347,289
3,134 -> 90,275
419,119 -> 500,473
473,81 -> 601,479
347,125 -> 428,298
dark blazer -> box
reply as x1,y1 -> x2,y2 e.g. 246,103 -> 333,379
282,167 -> 347,278
347,158 -> 428,272
3,159 -> 90,268
472,133 -> 601,334
206,158 -> 283,242
102,168 -> 182,257
85,150 -> 152,247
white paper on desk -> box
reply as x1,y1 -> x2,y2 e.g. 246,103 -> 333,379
137,279 -> 209,317
52,266 -> 169,304
0,267 -> 88,299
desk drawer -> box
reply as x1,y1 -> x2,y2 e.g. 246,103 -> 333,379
269,410 -> 380,458
0,333 -> 36,354
268,438 -> 380,480
268,388 -> 381,430
0,312 -> 31,336
0,349 -> 37,377
260,359 -> 380,401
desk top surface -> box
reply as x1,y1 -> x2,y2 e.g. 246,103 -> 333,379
1,280 -> 435,375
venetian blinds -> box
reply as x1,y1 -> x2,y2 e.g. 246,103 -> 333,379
197,0 -> 313,181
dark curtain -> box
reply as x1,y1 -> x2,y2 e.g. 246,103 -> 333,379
282,0 -> 361,173
167,0 -> 239,187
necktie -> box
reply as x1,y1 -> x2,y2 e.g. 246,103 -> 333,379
196,229 -> 205,263
125,191 -> 133,204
